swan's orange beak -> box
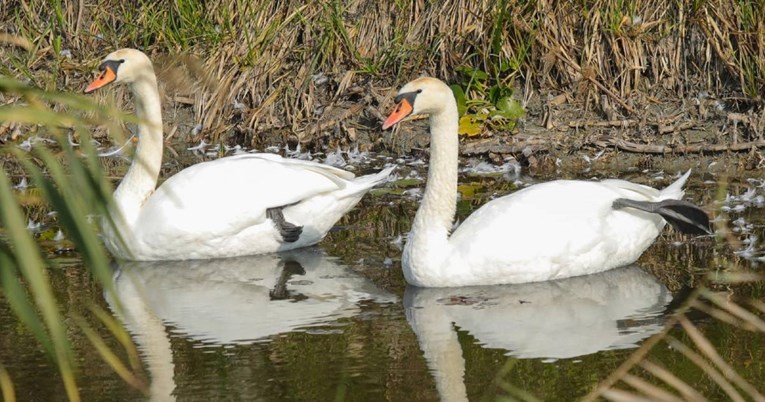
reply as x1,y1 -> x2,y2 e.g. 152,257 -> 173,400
382,98 -> 413,130
84,65 -> 117,94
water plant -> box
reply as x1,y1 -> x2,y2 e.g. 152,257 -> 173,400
0,76 -> 147,401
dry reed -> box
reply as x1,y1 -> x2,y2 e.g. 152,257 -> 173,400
1,0 -> 762,148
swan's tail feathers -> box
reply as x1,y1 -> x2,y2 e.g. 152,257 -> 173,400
355,165 -> 396,186
267,207 -> 303,242
345,165 -> 396,196
659,169 -> 692,200
613,198 -> 712,235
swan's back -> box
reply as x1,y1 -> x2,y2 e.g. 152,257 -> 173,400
446,179 -> 667,283
137,155 -> 349,233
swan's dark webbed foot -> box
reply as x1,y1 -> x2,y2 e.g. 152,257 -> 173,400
612,198 -> 712,235
267,207 -> 303,242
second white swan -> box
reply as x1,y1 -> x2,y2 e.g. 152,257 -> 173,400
86,48 -> 393,260
383,77 -> 711,287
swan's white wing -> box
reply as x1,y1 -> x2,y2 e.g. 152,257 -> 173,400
240,153 -> 356,183
452,181 -> 614,254
447,180 -> 665,283
600,170 -> 691,200
136,154 -> 352,238
599,178 -> 660,199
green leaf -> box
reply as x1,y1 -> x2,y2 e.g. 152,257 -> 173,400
392,178 -> 423,188
369,188 -> 404,196
489,86 -> 500,105
489,84 -> 513,105
494,96 -> 525,120
457,183 -> 483,198
455,66 -> 488,81
459,115 -> 483,136
449,84 -> 467,117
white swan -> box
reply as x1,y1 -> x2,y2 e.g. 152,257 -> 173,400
85,48 -> 393,260
383,77 -> 711,287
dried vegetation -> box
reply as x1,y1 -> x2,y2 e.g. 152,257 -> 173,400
1,0 -> 764,153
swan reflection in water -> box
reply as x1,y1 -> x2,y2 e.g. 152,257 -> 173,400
404,265 -> 672,401
105,248 -> 395,402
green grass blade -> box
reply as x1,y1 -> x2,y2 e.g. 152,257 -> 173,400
0,169 -> 80,402
0,249 -> 53,356
20,145 -> 111,273
90,305 -> 144,373
73,314 -> 148,393
0,361 -> 16,402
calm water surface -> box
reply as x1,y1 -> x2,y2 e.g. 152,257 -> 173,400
1,153 -> 764,401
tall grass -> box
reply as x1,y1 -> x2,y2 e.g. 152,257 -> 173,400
577,269 -> 765,401
0,77 -> 147,400
4,0 -> 761,144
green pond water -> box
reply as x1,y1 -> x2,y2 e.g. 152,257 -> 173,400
1,153 -> 764,401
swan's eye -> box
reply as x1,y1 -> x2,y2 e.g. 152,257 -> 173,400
416,89 -> 423,94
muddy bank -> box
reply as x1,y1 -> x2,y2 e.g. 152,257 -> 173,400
153,73 -> 764,179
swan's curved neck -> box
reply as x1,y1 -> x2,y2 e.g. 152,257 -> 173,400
403,105 -> 459,283
417,112 -> 459,230
113,73 -> 164,226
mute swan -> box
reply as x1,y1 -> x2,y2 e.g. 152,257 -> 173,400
85,48 -> 393,260
383,77 -> 711,287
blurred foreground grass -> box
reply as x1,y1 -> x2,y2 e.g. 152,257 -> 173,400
0,78 -> 147,401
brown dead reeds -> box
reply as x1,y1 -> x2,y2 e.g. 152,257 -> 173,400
1,0 -> 763,148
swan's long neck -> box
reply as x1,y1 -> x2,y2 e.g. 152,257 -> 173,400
113,74 -> 164,226
403,106 -> 459,285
